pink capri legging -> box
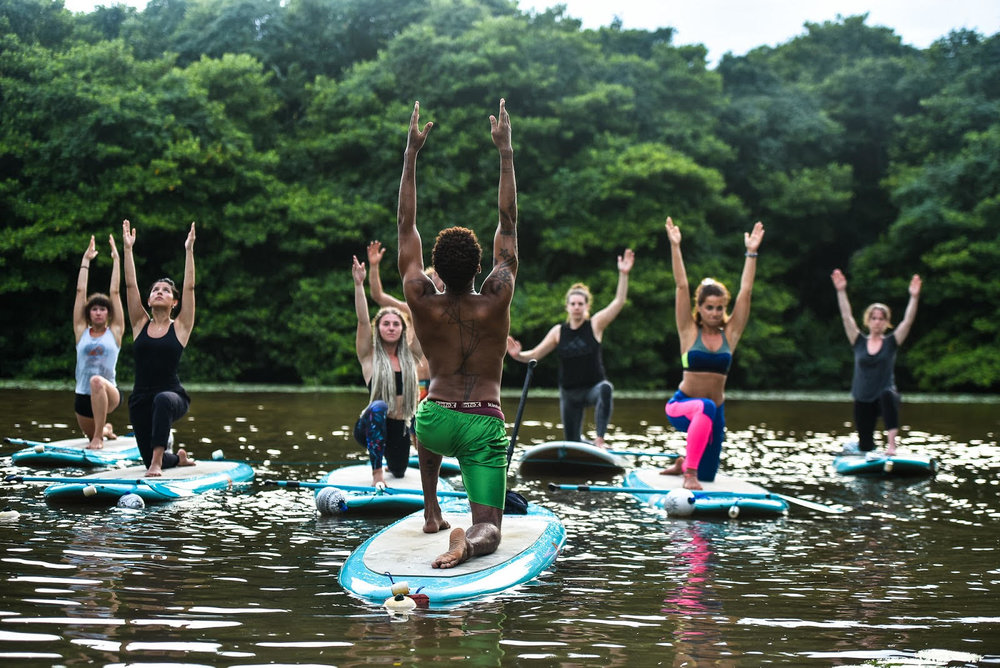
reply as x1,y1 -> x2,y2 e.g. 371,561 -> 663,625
665,390 -> 726,482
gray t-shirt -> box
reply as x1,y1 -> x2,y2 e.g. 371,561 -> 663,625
851,332 -> 897,402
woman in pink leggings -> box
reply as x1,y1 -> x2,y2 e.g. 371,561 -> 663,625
661,217 -> 764,490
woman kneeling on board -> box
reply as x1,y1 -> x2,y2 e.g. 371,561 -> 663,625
123,219 -> 197,477
662,217 -> 764,490
506,250 -> 634,448
831,269 -> 921,456
73,234 -> 125,450
352,255 -> 420,488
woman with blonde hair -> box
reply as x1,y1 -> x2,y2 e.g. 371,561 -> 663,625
507,249 -> 634,448
662,217 -> 764,490
831,268 -> 921,455
73,234 -> 125,450
352,255 -> 420,488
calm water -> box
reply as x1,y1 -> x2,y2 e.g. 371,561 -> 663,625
1,388 -> 998,667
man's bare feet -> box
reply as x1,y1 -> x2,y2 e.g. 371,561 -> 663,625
86,437 -> 104,450
682,470 -> 703,491
660,455 -> 685,475
177,449 -> 196,467
432,528 -> 471,569
423,513 -> 451,534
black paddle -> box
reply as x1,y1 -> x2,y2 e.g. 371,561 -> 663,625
503,359 -> 536,514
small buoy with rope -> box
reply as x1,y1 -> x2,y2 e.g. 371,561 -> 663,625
664,489 -> 695,517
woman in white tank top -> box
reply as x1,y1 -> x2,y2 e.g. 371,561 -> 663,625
73,234 -> 125,450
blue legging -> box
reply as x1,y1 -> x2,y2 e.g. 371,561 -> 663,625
353,400 -> 410,478
665,390 -> 726,482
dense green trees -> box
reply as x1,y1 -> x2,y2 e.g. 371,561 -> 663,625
1,0 -> 996,392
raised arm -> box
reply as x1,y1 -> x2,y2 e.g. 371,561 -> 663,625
398,101 -> 434,301
122,219 -> 149,338
73,236 -> 98,338
507,324 -> 560,363
831,268 -> 860,345
482,98 -> 517,297
726,221 -> 764,348
353,255 -> 374,380
108,234 -> 124,346
367,240 -> 408,312
891,274 -> 921,345
666,217 -> 695,349
591,248 -> 634,338
173,223 -> 196,347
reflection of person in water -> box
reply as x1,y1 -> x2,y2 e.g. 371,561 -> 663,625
661,524 -> 732,667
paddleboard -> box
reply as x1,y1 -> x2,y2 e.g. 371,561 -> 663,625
407,454 -> 462,476
315,464 -> 457,514
517,440 -> 627,475
7,435 -> 142,467
625,467 -> 788,518
42,460 -> 255,503
834,452 -> 937,476
339,502 -> 565,604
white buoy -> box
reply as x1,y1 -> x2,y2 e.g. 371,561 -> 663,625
211,449 -> 224,460
315,486 -> 348,515
82,484 -> 98,497
33,444 -> 44,453
664,489 -> 696,517
384,593 -> 417,613
0,507 -> 20,521
390,581 -> 410,596
728,504 -> 741,519
117,493 -> 145,510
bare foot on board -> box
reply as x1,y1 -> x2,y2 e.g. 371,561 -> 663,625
103,423 -> 117,440
86,437 -> 104,450
177,449 -> 196,467
432,528 -> 471,569
682,471 -> 703,491
423,513 -> 452,534
593,437 -> 607,449
660,456 -> 685,475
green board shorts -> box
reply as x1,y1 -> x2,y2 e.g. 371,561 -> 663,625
414,400 -> 508,509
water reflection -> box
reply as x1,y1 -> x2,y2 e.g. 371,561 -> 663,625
2,389 -> 999,665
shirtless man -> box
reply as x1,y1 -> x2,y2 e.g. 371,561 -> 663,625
397,99 -> 517,569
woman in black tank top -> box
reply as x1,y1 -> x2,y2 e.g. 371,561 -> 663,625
122,219 -> 198,477
507,250 -> 634,447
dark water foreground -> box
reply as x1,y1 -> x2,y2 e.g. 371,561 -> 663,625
1,388 -> 998,666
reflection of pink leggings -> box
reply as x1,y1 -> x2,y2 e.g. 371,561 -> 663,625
665,390 -> 725,481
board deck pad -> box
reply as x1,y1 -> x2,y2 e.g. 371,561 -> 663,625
518,441 -> 627,475
626,467 -> 788,517
9,435 -> 141,467
340,504 -> 565,603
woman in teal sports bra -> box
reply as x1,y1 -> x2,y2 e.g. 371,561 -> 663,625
662,216 -> 764,490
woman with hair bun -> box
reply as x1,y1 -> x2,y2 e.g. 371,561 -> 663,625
352,255 -> 420,488
507,249 -> 634,448
73,234 -> 125,450
661,216 -> 764,490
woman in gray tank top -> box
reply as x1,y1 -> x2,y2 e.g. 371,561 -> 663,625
72,234 -> 124,450
832,269 -> 922,455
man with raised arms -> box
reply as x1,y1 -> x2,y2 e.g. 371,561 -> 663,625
397,99 -> 518,569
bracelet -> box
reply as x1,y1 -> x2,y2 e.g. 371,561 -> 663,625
745,252 -> 758,258
81,265 -> 90,269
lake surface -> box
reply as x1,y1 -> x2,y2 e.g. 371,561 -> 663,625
1,387 -> 998,666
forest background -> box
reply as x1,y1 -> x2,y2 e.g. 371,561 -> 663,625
1,0 -> 998,393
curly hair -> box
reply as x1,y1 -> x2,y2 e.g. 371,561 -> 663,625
82,293 -> 114,326
692,278 -> 731,326
431,227 -> 482,290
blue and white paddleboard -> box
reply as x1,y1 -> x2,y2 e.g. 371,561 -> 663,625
42,459 -> 255,503
834,452 -> 937,476
316,464 -> 456,514
8,435 -> 141,467
518,440 -> 627,475
407,454 -> 462,476
339,503 -> 565,604
625,467 -> 788,518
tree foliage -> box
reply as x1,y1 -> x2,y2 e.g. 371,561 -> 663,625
1,1 -> 997,392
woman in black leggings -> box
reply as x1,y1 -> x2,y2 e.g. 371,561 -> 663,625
123,219 -> 197,476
